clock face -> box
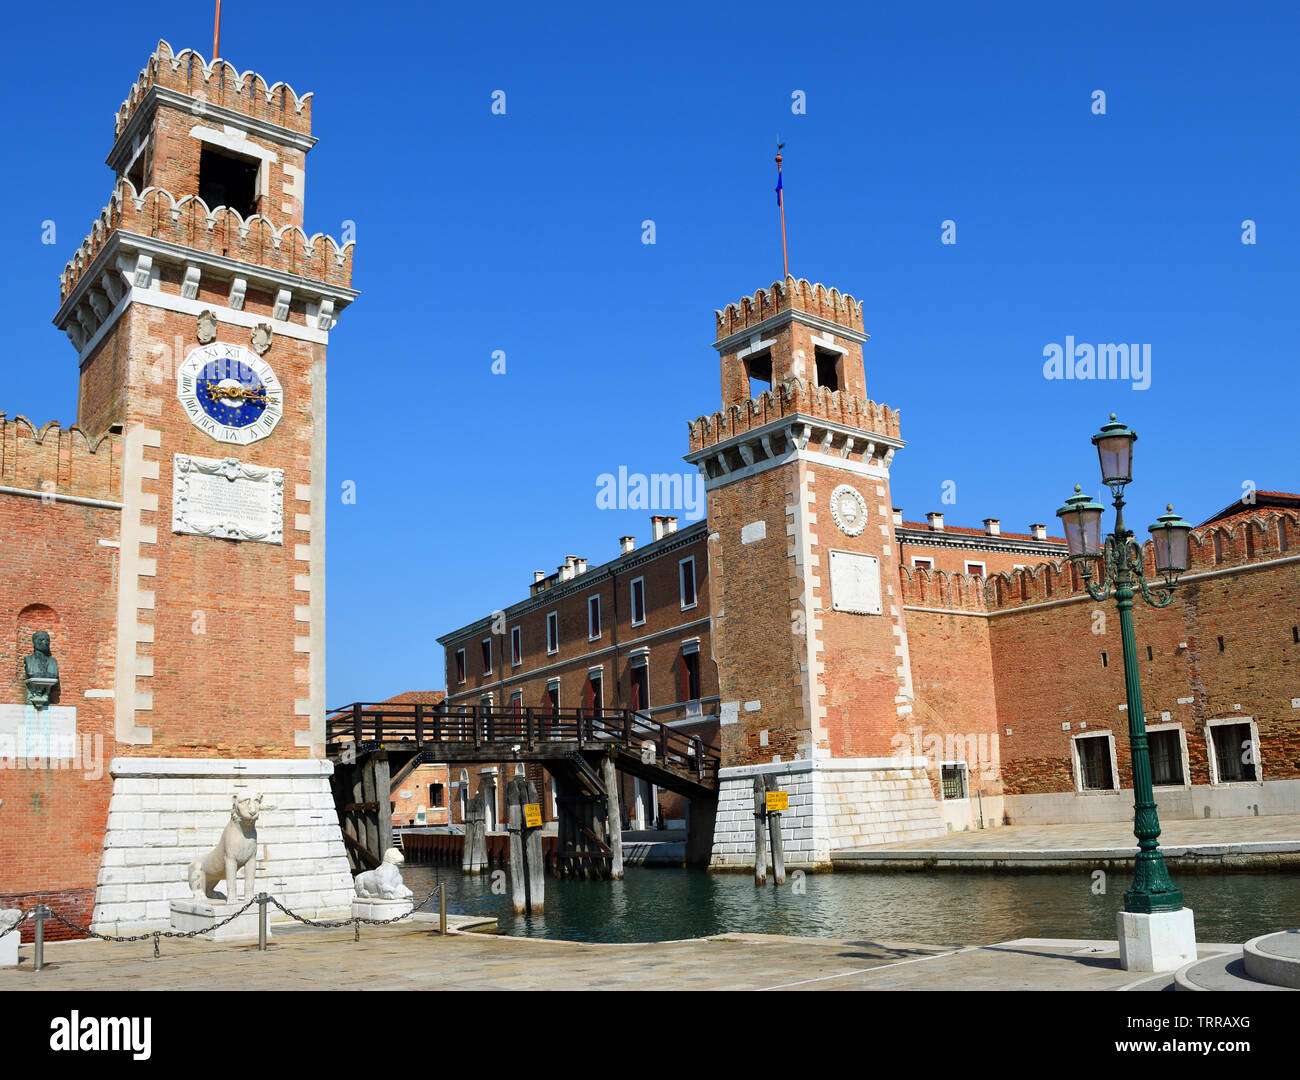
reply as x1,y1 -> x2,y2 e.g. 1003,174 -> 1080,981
177,343 -> 283,445
830,484 -> 868,537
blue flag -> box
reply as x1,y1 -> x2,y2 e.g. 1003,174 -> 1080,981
775,169 -> 783,206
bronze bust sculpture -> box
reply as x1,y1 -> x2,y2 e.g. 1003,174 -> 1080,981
23,631 -> 59,707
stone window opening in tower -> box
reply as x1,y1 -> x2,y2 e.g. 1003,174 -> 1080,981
814,346 -> 842,392
199,145 -> 260,218
745,350 -> 773,400
124,139 -> 152,192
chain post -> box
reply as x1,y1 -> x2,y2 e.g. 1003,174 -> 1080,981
439,885 -> 447,936
33,905 -> 47,972
257,892 -> 268,951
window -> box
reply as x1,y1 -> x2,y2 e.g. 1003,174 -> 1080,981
1075,734 -> 1116,791
586,670 -> 603,712
630,659 -> 650,712
510,625 -> 522,666
198,146 -> 260,218
481,637 -> 492,675
940,762 -> 968,800
588,595 -> 601,640
745,349 -> 773,399
455,648 -> 466,685
545,681 -> 560,712
964,560 -> 986,577
910,557 -> 933,571
1101,651 -> 1108,668
630,577 -> 646,626
813,347 -> 841,392
1149,728 -> 1185,786
680,651 -> 700,702
679,557 -> 697,610
1209,721 -> 1257,783
428,783 -> 444,808
509,691 -> 522,714
546,611 -> 558,655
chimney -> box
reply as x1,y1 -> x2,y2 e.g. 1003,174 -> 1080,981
926,512 -> 945,532
619,535 -> 635,555
892,507 -> 903,526
533,570 -> 545,584
651,515 -> 667,541
983,518 -> 1001,536
664,516 -> 678,534
575,557 -> 588,574
1030,523 -> 1048,540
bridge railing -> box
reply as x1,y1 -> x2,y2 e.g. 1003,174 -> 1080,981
324,702 -> 721,784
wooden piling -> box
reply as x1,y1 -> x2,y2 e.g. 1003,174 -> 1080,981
506,777 -> 544,914
764,774 -> 786,886
602,756 -> 624,880
753,777 -> 767,886
464,795 -> 487,874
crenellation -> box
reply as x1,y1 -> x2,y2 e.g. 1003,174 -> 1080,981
114,40 -> 313,141
60,180 -> 354,304
0,413 -> 123,501
715,276 -> 864,339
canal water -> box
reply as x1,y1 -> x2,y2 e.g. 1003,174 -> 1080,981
404,865 -> 1300,945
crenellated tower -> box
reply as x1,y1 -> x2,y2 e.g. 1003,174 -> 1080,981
48,41 -> 358,935
688,278 -> 947,867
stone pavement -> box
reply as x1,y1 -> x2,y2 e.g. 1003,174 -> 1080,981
0,919 -> 1243,992
833,814 -> 1300,870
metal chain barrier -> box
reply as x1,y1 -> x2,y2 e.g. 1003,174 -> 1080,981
10,882 -> 445,969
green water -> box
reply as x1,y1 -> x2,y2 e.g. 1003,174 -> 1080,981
403,865 -> 1300,945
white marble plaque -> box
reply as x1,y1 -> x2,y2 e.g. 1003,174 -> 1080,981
0,705 -> 78,760
829,550 -> 882,615
173,453 -> 284,544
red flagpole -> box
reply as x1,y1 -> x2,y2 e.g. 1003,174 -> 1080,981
776,151 -> 789,278
213,0 -> 222,60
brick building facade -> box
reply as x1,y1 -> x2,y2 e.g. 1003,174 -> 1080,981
438,279 -> 1298,867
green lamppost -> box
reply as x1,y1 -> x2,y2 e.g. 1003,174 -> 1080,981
1056,415 -> 1193,923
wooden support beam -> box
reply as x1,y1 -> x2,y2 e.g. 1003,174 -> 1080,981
602,756 -> 624,880
764,773 -> 786,886
753,777 -> 767,886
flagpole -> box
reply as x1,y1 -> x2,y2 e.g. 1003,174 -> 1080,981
213,0 -> 222,60
776,151 -> 789,278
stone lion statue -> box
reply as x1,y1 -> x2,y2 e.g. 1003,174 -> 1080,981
354,847 -> 413,900
0,909 -> 21,937
188,794 -> 269,903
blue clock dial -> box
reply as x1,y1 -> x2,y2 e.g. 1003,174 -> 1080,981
196,360 -> 269,428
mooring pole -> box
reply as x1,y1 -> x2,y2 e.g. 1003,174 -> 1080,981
602,755 -> 624,880
764,774 -> 786,886
752,777 -> 767,886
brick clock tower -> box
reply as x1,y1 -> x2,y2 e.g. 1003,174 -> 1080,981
52,42 -> 357,933
686,279 -> 947,868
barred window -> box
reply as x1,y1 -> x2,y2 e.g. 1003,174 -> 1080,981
1077,735 -> 1115,791
940,763 -> 968,800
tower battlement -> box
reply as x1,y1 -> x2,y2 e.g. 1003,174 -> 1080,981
715,277 -> 864,341
115,40 -> 312,139
0,414 -> 123,501
59,179 -> 355,303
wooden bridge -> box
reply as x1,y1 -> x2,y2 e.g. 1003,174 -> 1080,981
325,702 -> 721,877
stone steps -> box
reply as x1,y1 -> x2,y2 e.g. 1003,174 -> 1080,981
1243,930 -> 1300,988
1174,951 -> 1284,991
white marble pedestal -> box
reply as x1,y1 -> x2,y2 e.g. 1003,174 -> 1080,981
352,896 -> 413,922
170,899 -> 270,943
0,927 -> 19,966
1117,907 -> 1197,972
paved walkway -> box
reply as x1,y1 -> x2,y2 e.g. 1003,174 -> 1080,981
833,814 -> 1300,870
0,918 -> 1242,992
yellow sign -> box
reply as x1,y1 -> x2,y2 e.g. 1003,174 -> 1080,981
523,803 -> 543,828
765,790 -> 789,813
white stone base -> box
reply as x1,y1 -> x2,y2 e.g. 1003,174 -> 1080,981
352,896 -> 413,921
170,899 -> 270,943
709,756 -> 947,869
1117,907 -> 1197,972
93,758 -> 355,936
0,928 -> 18,967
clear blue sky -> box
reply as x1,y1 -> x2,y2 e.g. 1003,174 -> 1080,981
2,2 -> 1295,705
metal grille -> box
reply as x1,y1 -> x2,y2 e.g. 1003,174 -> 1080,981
1077,736 -> 1114,790
1213,724 -> 1256,782
1149,730 -> 1184,786
940,763 -> 967,800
